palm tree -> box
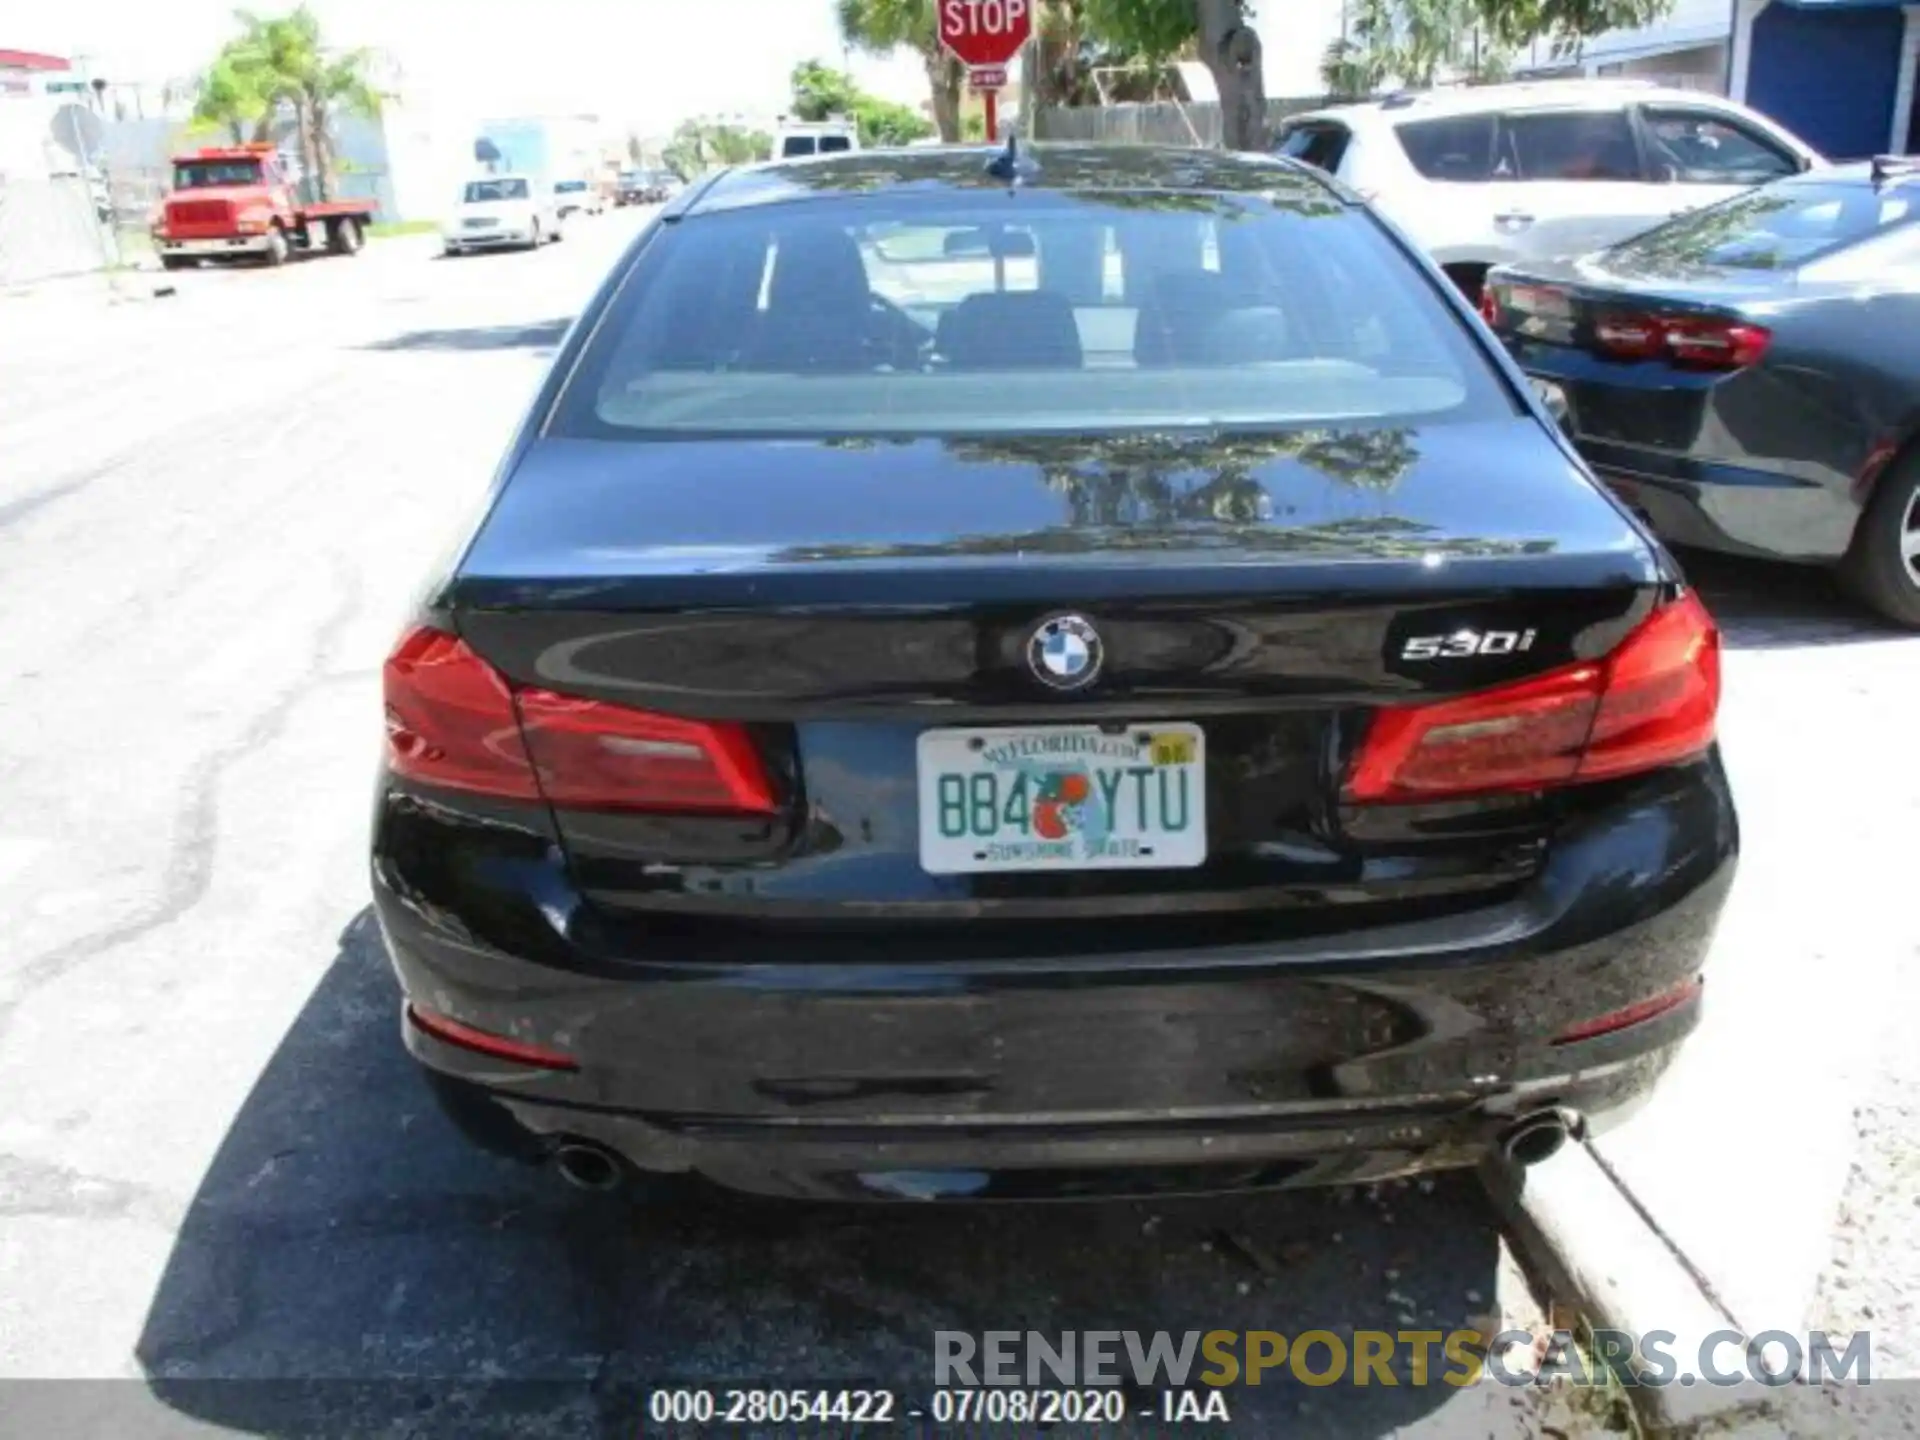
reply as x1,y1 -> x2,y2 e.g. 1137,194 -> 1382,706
194,7 -> 385,201
835,0 -> 965,142
192,52 -> 272,143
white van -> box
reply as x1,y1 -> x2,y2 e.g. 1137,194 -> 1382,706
771,115 -> 860,160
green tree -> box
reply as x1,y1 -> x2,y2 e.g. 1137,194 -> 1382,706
193,7 -> 386,200
835,0 -> 965,142
661,119 -> 774,179
790,59 -> 936,147
1028,0 -> 1170,109
192,51 -> 273,143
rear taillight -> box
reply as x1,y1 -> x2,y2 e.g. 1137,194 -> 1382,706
517,689 -> 774,815
382,625 -> 775,815
1344,592 -> 1719,804
383,626 -> 541,799
1477,288 -> 1503,327
1592,311 -> 1770,371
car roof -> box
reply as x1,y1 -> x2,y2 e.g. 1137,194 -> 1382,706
680,143 -> 1345,217
1289,79 -> 1739,128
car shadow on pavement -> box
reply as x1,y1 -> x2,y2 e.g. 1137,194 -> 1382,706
130,908 -> 1529,1439
362,319 -> 571,354
1677,547 -> 1909,651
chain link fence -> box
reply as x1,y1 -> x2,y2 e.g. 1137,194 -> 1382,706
0,174 -> 116,287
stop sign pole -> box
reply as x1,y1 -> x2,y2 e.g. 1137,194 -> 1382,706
937,0 -> 1032,142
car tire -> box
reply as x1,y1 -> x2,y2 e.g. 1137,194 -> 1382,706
1840,451 -> 1920,628
262,225 -> 289,267
159,255 -> 191,271
329,216 -> 363,255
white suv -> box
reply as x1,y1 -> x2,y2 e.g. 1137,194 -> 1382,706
1275,80 -> 1824,300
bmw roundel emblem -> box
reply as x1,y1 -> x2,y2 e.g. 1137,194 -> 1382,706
1027,614 -> 1104,691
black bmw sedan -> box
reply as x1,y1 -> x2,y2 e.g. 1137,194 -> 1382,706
1482,158 -> 1920,628
372,144 -> 1736,1203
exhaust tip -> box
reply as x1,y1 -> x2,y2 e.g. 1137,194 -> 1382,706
553,1139 -> 624,1192
1499,1108 -> 1584,1167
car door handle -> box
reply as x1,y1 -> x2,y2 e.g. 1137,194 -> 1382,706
1494,211 -> 1535,229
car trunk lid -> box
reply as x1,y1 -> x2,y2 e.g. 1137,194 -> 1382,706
446,423 -> 1661,950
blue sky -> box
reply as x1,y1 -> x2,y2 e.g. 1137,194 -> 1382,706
20,0 -> 934,135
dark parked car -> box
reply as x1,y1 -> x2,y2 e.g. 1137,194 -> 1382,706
374,144 -> 1735,1204
1482,157 -> 1920,627
616,169 -> 663,205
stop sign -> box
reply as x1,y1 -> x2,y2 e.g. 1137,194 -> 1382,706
938,0 -> 1033,70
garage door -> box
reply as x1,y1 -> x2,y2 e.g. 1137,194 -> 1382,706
1747,2 -> 1905,160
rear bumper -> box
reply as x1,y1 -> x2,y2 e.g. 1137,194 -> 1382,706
372,760 -> 1738,1201
444,228 -> 535,250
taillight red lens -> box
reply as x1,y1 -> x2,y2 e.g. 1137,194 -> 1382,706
1477,287 -> 1503,327
382,625 -> 775,815
1593,311 -> 1770,371
383,626 -> 542,799
1345,592 -> 1720,804
1577,592 -> 1720,782
516,690 -> 775,815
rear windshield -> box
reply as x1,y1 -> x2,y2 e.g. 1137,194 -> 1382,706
1606,179 -> 1919,270
464,178 -> 530,202
551,191 -> 1509,440
1276,122 -> 1352,174
781,134 -> 854,158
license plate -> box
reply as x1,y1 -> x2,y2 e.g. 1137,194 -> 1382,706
916,723 -> 1207,875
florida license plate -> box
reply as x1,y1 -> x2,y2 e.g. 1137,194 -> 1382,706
916,723 -> 1207,875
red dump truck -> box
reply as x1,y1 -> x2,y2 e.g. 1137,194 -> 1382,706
151,143 -> 378,269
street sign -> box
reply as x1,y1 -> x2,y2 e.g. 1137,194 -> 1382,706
967,66 -> 1009,91
937,0 -> 1032,70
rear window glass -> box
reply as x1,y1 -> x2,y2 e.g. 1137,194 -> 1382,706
1395,116 -> 1496,182
550,191 -> 1510,440
465,178 -> 529,202
781,137 -> 817,157
819,134 -> 854,153
1499,110 -> 1640,182
1607,180 -> 1918,270
1277,122 -> 1352,173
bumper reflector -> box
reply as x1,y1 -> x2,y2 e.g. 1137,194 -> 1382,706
1552,977 -> 1702,1046
407,1004 -> 578,1071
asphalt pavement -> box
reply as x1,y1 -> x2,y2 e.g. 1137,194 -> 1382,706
0,207 -> 1909,1439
